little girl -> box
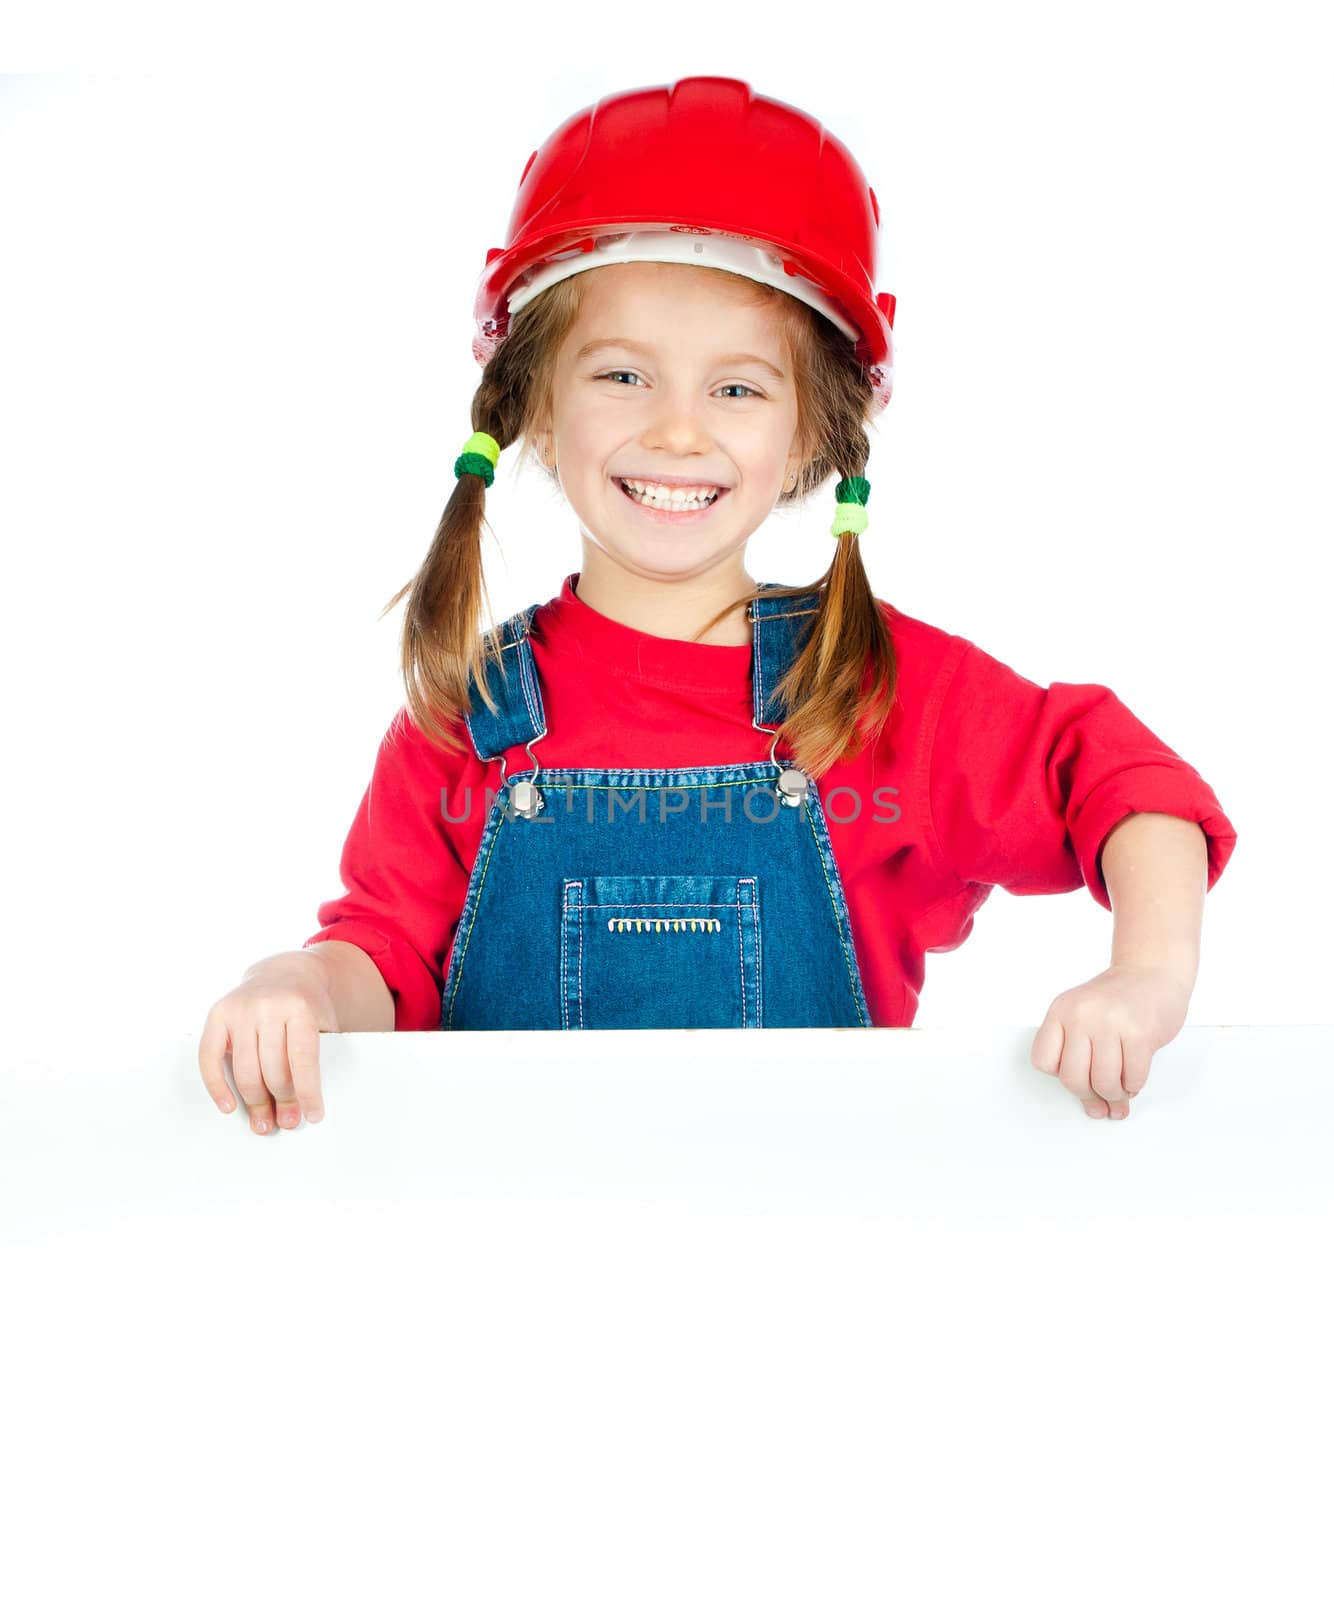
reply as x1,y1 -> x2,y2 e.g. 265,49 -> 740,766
199,76 -> 1237,1133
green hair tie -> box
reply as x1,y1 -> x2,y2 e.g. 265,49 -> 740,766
831,475 -> 870,536
455,429 -> 501,488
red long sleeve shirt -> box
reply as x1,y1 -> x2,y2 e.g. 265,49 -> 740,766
305,572 -> 1238,1029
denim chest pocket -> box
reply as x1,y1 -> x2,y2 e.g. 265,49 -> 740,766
560,873 -> 762,1029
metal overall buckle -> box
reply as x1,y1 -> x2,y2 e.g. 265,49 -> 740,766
496,727 -> 549,820
752,713 -> 808,807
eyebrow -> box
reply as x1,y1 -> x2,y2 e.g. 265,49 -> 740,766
574,337 -> 787,382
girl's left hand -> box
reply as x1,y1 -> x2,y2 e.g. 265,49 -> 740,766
1030,963 -> 1194,1119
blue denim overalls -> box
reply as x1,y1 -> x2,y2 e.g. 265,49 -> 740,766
440,584 -> 872,1030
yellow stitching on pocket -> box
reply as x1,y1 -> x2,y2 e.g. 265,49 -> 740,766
606,917 -> 722,933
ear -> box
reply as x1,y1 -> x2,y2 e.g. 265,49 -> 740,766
784,422 -> 812,487
532,425 -> 555,468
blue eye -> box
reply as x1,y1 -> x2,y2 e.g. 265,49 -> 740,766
594,370 -> 762,399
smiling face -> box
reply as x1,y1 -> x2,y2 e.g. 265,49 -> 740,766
532,261 -> 807,590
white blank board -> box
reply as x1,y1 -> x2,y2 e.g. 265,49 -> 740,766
2,1024 -> 1329,1598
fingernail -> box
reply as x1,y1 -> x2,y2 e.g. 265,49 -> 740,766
218,1098 -> 234,1113
308,1108 -> 323,1124
254,1119 -> 268,1134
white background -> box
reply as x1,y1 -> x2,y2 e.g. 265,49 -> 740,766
1,6 -> 1329,1596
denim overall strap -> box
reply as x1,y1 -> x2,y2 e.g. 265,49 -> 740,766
749,585 -> 819,727
462,602 -> 546,763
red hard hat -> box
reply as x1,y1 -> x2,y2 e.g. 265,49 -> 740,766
472,76 -> 896,412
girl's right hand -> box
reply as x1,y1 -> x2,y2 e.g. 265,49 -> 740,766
198,952 -> 339,1135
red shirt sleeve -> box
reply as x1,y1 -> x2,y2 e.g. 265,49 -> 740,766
924,639 -> 1238,912
303,706 -> 475,1029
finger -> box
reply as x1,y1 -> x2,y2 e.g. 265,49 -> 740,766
257,1017 -> 294,1099
231,1026 -> 276,1135
1055,1026 -> 1091,1096
1057,1029 -> 1106,1117
1120,1035 -> 1153,1109
198,1010 -> 236,1113
1090,1031 -> 1128,1110
1031,1016 -> 1063,1074
257,1018 -> 298,1129
285,1016 -> 324,1124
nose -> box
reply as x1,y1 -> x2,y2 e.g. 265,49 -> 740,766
638,393 -> 717,456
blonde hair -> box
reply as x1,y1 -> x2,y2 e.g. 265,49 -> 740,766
381,266 -> 898,780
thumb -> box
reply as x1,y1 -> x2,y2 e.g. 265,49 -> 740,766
1031,1015 -> 1064,1074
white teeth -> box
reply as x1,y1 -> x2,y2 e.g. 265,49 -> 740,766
622,478 -> 720,508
